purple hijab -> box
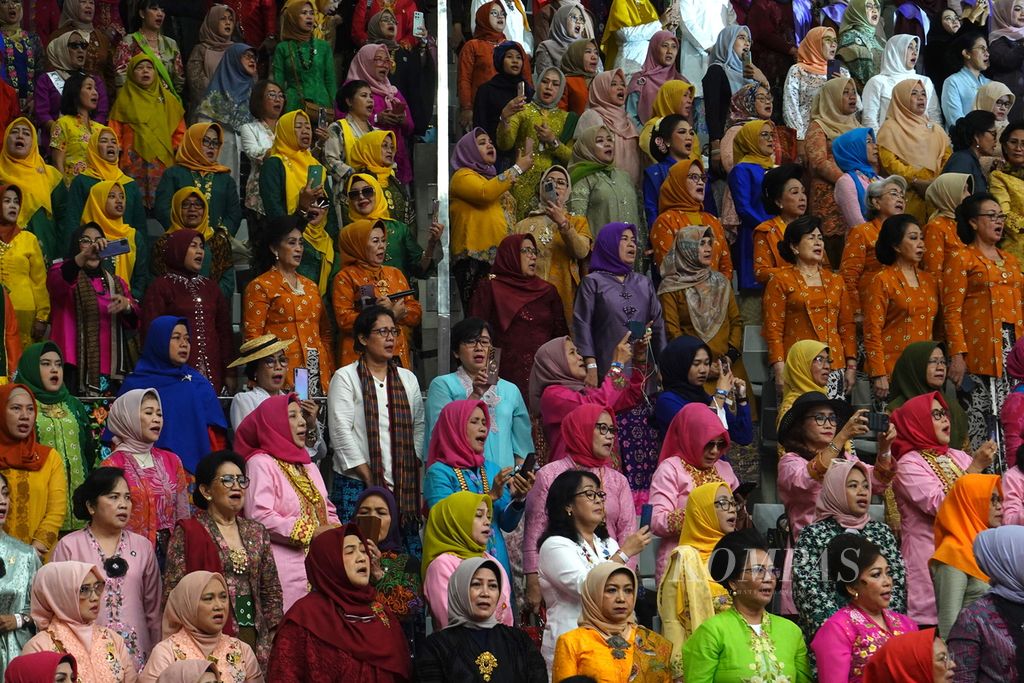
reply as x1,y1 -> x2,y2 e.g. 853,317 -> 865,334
451,127 -> 497,177
352,486 -> 404,553
589,223 -> 635,276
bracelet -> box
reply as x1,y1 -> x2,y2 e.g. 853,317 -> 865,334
586,363 -> 598,369
610,361 -> 624,369
715,389 -> 730,397
826,441 -> 842,455
511,164 -> 523,176
615,550 -> 630,563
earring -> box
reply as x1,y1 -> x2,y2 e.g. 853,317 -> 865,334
852,590 -> 859,600
273,251 -> 279,261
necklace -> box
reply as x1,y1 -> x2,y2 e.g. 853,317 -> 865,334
454,467 -> 490,495
292,39 -> 316,70
577,535 -> 610,565
920,450 -> 964,492
475,652 -> 498,681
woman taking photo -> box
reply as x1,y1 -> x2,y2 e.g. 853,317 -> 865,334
269,525 -> 412,681
804,77 -> 861,246
417,556 -> 546,682
22,561 -> 134,681
163,451 -> 283,673
683,529 -> 811,682
923,173 -> 973,274
51,468 -> 161,670
863,214 -> 940,401
141,571 -> 262,681
238,394 -> 340,612
473,41 -> 532,146
553,563 -> 673,681
753,163 -> 809,285
538,469 -> 651,669
566,126 -> 641,237
703,26 -> 767,167
80,180 -> 149,299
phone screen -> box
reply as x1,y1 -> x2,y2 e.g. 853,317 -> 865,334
639,504 -> 653,529
294,368 -> 309,401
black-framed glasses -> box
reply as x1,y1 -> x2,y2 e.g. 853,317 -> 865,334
68,41 -> 89,49
218,474 -> 250,489
348,187 -> 375,200
808,413 -> 838,426
713,497 -> 737,511
931,408 -> 949,420
977,211 -> 1008,222
180,199 -> 204,210
520,247 -> 539,256
201,137 -> 220,149
594,423 -> 618,435
926,357 -> 948,366
575,489 -> 607,502
371,327 -> 400,338
260,354 -> 288,368
706,439 -> 728,450
460,336 -> 492,348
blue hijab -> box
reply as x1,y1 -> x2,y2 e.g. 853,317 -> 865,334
832,127 -> 878,215
197,43 -> 256,131
709,26 -> 754,92
589,222 -> 634,276
112,316 -> 227,473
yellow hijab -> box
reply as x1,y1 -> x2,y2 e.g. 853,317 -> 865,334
109,53 -> 184,167
734,120 -> 775,169
601,0 -> 659,71
648,80 -> 701,160
169,186 -> 212,240
176,122 -> 231,174
778,340 -> 829,427
679,482 -> 732,560
83,125 -> 133,185
346,173 -> 392,221
270,110 -> 334,292
338,219 -> 385,269
350,130 -> 398,187
0,118 -> 61,224
81,180 -> 136,283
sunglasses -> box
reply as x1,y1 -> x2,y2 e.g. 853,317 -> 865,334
348,187 -> 375,200
68,41 -> 89,50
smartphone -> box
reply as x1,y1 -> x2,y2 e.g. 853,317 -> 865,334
517,81 -> 525,99
742,50 -> 752,67
516,452 -> 537,476
734,481 -> 758,499
639,504 -> 653,530
387,289 -> 416,301
866,412 -> 890,433
487,347 -> 502,386
98,238 -> 131,259
626,320 -> 646,342
306,164 -> 324,189
390,99 -> 405,115
294,368 -> 309,401
355,515 -> 382,544
542,178 -> 557,204
358,284 -> 376,308
985,414 -> 999,442
718,356 -> 731,375
412,10 -> 425,36
431,199 -> 440,223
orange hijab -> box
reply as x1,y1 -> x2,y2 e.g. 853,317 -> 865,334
797,27 -> 834,75
658,158 -> 705,223
338,218 -> 384,269
931,473 -> 1001,581
175,122 -> 231,174
0,384 -> 50,471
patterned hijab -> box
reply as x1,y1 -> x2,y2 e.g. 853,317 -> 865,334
657,225 -> 730,342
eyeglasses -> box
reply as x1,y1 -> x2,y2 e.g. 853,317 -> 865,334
180,199 -> 204,210
882,189 -> 905,199
348,187 -> 375,200
520,247 -> 539,256
713,497 -> 737,511
460,336 -> 492,348
68,41 -> 89,49
926,357 -> 948,366
200,137 -> 220,149
744,564 -> 783,580
79,581 -> 106,598
686,173 -> 704,183
808,413 -> 838,426
935,652 -> 955,668
985,129 -> 999,137
930,408 -> 949,420
811,354 -> 832,367
217,474 -> 250,489
575,489 -> 607,502
265,91 -> 285,101
78,236 -> 100,245
706,439 -> 728,451
754,95 -> 772,104
260,354 -> 288,368
977,211 -> 1008,222
594,423 -> 618,435
371,327 -> 400,338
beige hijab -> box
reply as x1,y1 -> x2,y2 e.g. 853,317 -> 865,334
579,562 -> 638,634
811,76 -> 861,140
877,79 -> 950,172
925,172 -> 973,220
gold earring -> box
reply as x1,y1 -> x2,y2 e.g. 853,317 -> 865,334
852,590 -> 859,599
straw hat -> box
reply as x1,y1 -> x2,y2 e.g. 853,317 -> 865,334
228,334 -> 296,368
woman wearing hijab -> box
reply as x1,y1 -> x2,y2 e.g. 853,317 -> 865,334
347,42 -> 416,183
271,0 -> 335,113
116,316 -> 228,473
422,490 -> 514,628
269,525 -> 411,681
474,42 -> 533,148
862,628 -> 954,682
0,470 -> 39,676
832,128 -> 884,236
577,69 -> 641,186
195,43 -> 257,184
782,27 -> 848,143
239,394 -> 340,612
0,118 -> 62,262
729,118 -> 777,294
185,5 -> 235,113
649,403 -> 739,580
776,340 -> 832,424
468,233 -> 567,397
862,35 -> 943,132
625,31 -> 683,127
974,81 -> 1016,140
599,0 -> 661,75
639,81 -> 699,168
34,31 -> 110,149
141,230 -> 232,392
417,556 -> 546,681
703,26 -> 768,159
792,460 -> 907,642
930,474 -> 1002,637
890,391 -> 994,625
347,129 -> 412,228
49,0 -> 114,94
512,166 -> 590,321
887,342 -> 968,448
22,561 -> 134,681
986,0 -> 1024,121
947,525 -> 1024,679
112,0 -> 185,94
922,173 -> 973,273
458,2 -> 513,131
332,219 -> 421,369
553,563 -> 672,681
837,0 -> 884,89
559,38 -> 600,114
5,653 -> 77,683
364,9 -> 436,138
80,179 -> 148,298
533,3 -> 586,76
142,571 -> 261,681
566,126 -> 641,234
15,343 -> 95,534
108,54 -> 187,209
658,483 -> 737,673
0,186 -> 45,347
805,77 -> 861,243
649,160 -> 730,275
150,187 -> 234,300
497,66 -> 577,220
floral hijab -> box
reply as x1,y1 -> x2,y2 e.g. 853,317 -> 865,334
657,225 -> 731,342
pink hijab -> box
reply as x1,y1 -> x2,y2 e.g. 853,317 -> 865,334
586,69 -> 639,139
561,403 -> 616,468
814,459 -> 871,529
658,403 -> 730,466
426,399 -> 489,469
105,388 -> 160,456
346,44 -> 400,106
233,393 -> 310,465
163,571 -> 229,656
626,31 -> 683,123
30,561 -> 105,650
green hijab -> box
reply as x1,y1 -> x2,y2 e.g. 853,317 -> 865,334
569,125 -> 614,184
421,491 -> 492,575
887,341 -> 968,450
15,342 -> 71,405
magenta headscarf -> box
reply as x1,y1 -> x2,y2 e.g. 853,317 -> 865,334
626,31 -> 684,123
658,402 -> 730,466
426,399 -> 489,469
451,127 -> 497,177
1007,336 -> 1024,388
346,43 -> 400,105
233,393 -> 311,465
814,459 -> 871,529
561,403 -> 616,468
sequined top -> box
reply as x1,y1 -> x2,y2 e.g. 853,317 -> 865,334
811,605 -> 917,683
0,533 -> 39,678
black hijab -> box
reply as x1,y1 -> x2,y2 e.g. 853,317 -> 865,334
660,335 -> 713,404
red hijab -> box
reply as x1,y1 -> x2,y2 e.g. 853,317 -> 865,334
658,402 -> 729,467
281,524 -> 411,678
473,1 -> 506,42
426,399 -> 489,469
5,652 -> 78,683
162,228 -> 202,276
863,628 -> 938,682
0,384 -> 50,471
561,403 -> 616,468
890,391 -> 949,460
486,234 -> 554,333
233,393 -> 310,465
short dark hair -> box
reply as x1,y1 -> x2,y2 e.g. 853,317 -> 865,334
955,191 -> 1000,245
73,467 -> 127,521
60,71 -> 94,116
1000,119 -> 1024,147
353,306 -> 397,354
949,110 -> 997,152
339,79 -> 371,112
132,0 -> 164,32
193,451 -> 247,509
249,80 -> 283,119
760,163 -> 804,215
709,529 -> 770,592
538,470 -> 607,549
450,317 -> 492,365
251,214 -> 308,273
779,215 -> 822,264
650,114 -> 687,162
826,534 -> 883,599
875,213 -> 920,265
